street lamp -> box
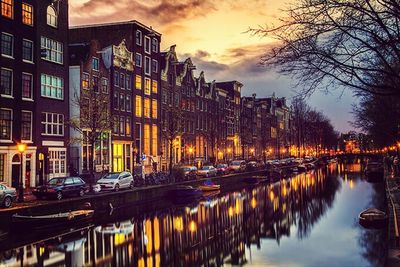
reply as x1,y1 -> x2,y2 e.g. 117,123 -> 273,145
188,146 -> 194,165
17,143 -> 27,203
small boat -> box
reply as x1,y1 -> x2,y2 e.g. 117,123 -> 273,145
12,210 -> 94,229
198,184 -> 220,191
167,185 -> 202,199
359,208 -> 388,228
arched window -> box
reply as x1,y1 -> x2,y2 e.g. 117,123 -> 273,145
46,5 -> 57,27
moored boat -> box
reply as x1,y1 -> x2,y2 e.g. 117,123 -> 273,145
12,210 -> 94,229
359,208 -> 388,228
167,185 -> 202,199
198,184 -> 220,191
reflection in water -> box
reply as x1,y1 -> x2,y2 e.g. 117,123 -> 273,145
0,163 -> 387,267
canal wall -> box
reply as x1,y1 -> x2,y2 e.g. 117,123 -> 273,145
0,170 -> 266,224
386,175 -> 400,266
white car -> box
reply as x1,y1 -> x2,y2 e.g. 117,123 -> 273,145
197,166 -> 217,177
97,172 -> 134,191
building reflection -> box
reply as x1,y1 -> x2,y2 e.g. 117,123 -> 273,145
1,168 -> 342,267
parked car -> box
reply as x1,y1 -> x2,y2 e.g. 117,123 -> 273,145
0,184 -> 17,208
229,160 -> 246,172
197,166 -> 217,178
216,164 -> 229,175
32,177 -> 87,200
178,166 -> 198,180
246,161 -> 259,171
96,172 -> 134,192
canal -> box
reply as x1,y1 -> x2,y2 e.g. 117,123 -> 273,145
0,162 -> 387,266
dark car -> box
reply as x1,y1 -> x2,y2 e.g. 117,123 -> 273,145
32,177 -> 87,200
216,164 -> 229,175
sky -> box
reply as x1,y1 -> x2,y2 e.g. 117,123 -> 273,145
69,0 -> 356,133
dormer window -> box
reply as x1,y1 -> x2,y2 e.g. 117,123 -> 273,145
46,5 -> 57,27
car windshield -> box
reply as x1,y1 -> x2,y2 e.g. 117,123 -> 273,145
231,161 -> 241,165
217,164 -> 226,168
181,167 -> 191,172
48,178 -> 65,186
102,173 -> 120,179
202,166 -> 212,170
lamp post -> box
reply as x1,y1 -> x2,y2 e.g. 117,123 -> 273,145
17,143 -> 27,203
188,146 -> 194,165
133,147 -> 138,177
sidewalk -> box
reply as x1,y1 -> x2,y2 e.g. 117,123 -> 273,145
385,173 -> 400,266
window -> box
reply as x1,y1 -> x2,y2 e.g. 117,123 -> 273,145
120,73 -> 125,89
144,36 -> 150,54
120,93 -> 125,111
144,98 -> 150,118
21,111 -> 32,141
22,3 -> 33,25
22,73 -> 33,99
152,125 -> 158,156
113,116 -> 118,134
41,112 -> 64,136
152,38 -> 158,53
126,75 -> 131,90
101,78 -> 108,93
145,56 -> 150,75
151,80 -> 158,94
82,72 -> 89,89
135,75 -> 142,90
41,74 -> 63,100
46,5 -> 57,27
92,57 -> 99,71
152,99 -> 157,119
136,30 -> 142,46
22,39 -> 33,62
0,109 -> 12,140
126,117 -> 131,136
144,78 -> 151,95
113,92 -> 118,110
119,117 -> 125,135
0,68 -> 12,96
1,33 -> 13,57
135,96 -> 142,117
135,53 -> 142,67
1,0 -> 12,18
93,76 -> 99,93
41,36 -> 63,64
126,95 -> 131,112
114,71 -> 119,86
48,149 -> 66,177
144,124 -> 150,155
152,59 -> 158,73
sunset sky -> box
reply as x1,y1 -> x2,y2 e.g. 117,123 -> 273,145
69,0 -> 355,133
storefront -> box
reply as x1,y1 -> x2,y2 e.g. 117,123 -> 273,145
112,142 -> 133,172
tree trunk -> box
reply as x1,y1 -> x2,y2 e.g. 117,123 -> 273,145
89,139 -> 95,192
169,139 -> 173,177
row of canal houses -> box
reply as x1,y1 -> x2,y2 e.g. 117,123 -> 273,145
0,0 -> 293,189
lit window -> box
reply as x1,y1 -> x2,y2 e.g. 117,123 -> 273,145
144,78 -> 151,95
1,33 -> 13,57
135,96 -> 142,117
1,0 -> 13,19
40,36 -> 63,64
82,73 -> 89,89
144,56 -> 150,75
0,109 -> 12,140
47,5 -> 57,27
144,124 -> 150,155
41,74 -> 63,100
135,75 -> 142,90
144,36 -> 150,54
92,57 -> 99,71
152,125 -> 158,156
119,116 -> 125,135
152,99 -> 157,119
22,3 -> 33,25
144,98 -> 150,118
151,80 -> 158,94
152,59 -> 158,73
21,110 -> 32,141
126,117 -> 131,136
136,30 -> 142,46
135,53 -> 142,67
22,73 -> 33,100
0,68 -> 12,96
22,39 -> 33,62
152,38 -> 158,53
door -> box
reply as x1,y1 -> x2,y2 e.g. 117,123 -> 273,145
11,154 -> 21,189
63,178 -> 75,196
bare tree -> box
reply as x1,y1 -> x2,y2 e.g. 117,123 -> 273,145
162,106 -> 182,176
69,82 -> 112,189
251,0 -> 400,96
